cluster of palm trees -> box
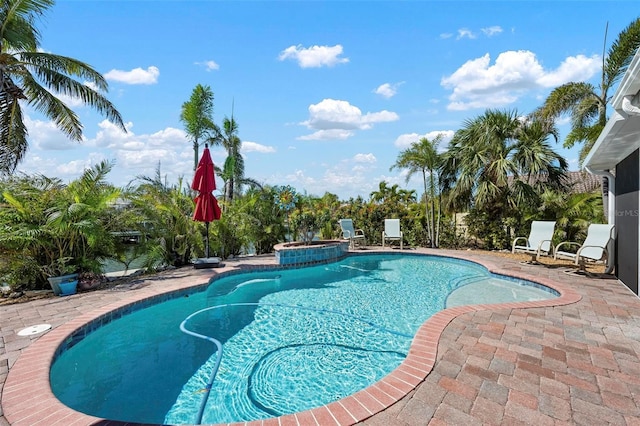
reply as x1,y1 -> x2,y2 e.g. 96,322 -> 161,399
180,85 -> 260,208
394,110 -> 582,250
391,18 -> 640,249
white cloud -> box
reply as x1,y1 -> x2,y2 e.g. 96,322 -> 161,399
441,50 -> 601,111
353,153 -> 376,163
278,44 -> 349,68
20,113 -> 202,189
440,33 -> 454,39
242,141 -> 276,153
284,169 -> 318,187
25,116 -> 79,150
454,26 -> 503,40
323,168 -> 369,189
374,82 -> 403,99
481,26 -> 503,37
457,28 -> 476,40
57,158 -> 96,175
85,121 -> 193,181
196,60 -> 220,71
536,54 -> 600,87
90,120 -> 134,148
298,129 -> 354,141
104,66 -> 160,85
361,111 -> 399,128
299,99 -> 399,140
394,130 -> 455,150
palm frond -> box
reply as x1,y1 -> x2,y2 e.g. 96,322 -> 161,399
0,89 -> 27,174
0,0 -> 52,51
604,17 -> 640,89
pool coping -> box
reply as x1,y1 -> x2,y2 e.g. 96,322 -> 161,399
1,249 -> 581,426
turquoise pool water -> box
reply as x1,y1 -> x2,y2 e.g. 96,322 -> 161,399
49,254 -> 556,424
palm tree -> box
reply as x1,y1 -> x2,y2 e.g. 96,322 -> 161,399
443,110 -> 567,210
180,84 -> 217,170
218,115 -> 241,204
441,109 -> 567,248
127,169 -> 202,267
0,0 -> 126,175
370,181 -> 400,204
535,18 -> 640,162
391,135 -> 443,247
538,188 -> 604,243
210,114 -> 261,206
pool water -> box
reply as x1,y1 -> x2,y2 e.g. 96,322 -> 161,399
49,254 -> 555,424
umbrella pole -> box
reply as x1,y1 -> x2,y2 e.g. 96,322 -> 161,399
205,221 -> 210,258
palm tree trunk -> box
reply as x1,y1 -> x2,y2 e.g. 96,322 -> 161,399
435,193 -> 441,247
422,171 -> 432,247
193,140 -> 199,171
225,177 -> 234,205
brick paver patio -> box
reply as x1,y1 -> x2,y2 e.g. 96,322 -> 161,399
1,248 -> 639,425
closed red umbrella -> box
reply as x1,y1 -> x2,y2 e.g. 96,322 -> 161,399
192,144 -> 221,259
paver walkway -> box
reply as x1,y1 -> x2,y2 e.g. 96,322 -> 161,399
1,248 -> 639,425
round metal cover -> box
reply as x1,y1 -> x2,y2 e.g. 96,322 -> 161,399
17,324 -> 52,336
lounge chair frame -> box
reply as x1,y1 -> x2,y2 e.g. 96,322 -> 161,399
339,219 -> 366,249
511,220 -> 556,264
554,223 -> 615,276
382,219 -> 403,250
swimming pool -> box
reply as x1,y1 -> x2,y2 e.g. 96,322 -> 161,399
49,253 -> 557,424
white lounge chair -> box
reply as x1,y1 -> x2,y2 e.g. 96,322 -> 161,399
382,219 -> 403,250
554,223 -> 616,275
511,220 -> 556,263
339,219 -> 366,249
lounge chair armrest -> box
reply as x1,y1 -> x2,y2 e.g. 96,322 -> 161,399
342,230 -> 352,238
536,239 -> 553,253
553,241 -> 580,259
355,229 -> 365,236
512,236 -> 529,252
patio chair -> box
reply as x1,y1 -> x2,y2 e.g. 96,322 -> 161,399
339,219 -> 366,249
382,218 -> 403,250
554,223 -> 616,276
511,220 -> 556,264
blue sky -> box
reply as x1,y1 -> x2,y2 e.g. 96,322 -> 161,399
16,1 -> 639,200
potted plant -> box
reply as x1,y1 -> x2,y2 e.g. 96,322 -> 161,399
43,257 -> 79,296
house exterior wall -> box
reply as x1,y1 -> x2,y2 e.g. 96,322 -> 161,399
615,148 -> 639,294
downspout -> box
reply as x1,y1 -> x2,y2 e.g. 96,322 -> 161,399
585,167 -> 615,274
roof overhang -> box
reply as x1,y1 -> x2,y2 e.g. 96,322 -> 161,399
584,48 -> 640,171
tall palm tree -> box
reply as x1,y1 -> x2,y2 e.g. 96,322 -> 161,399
210,114 -> 261,206
219,115 -> 241,204
535,18 -> 640,162
0,0 -> 126,175
391,135 -> 443,247
180,84 -> 217,170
